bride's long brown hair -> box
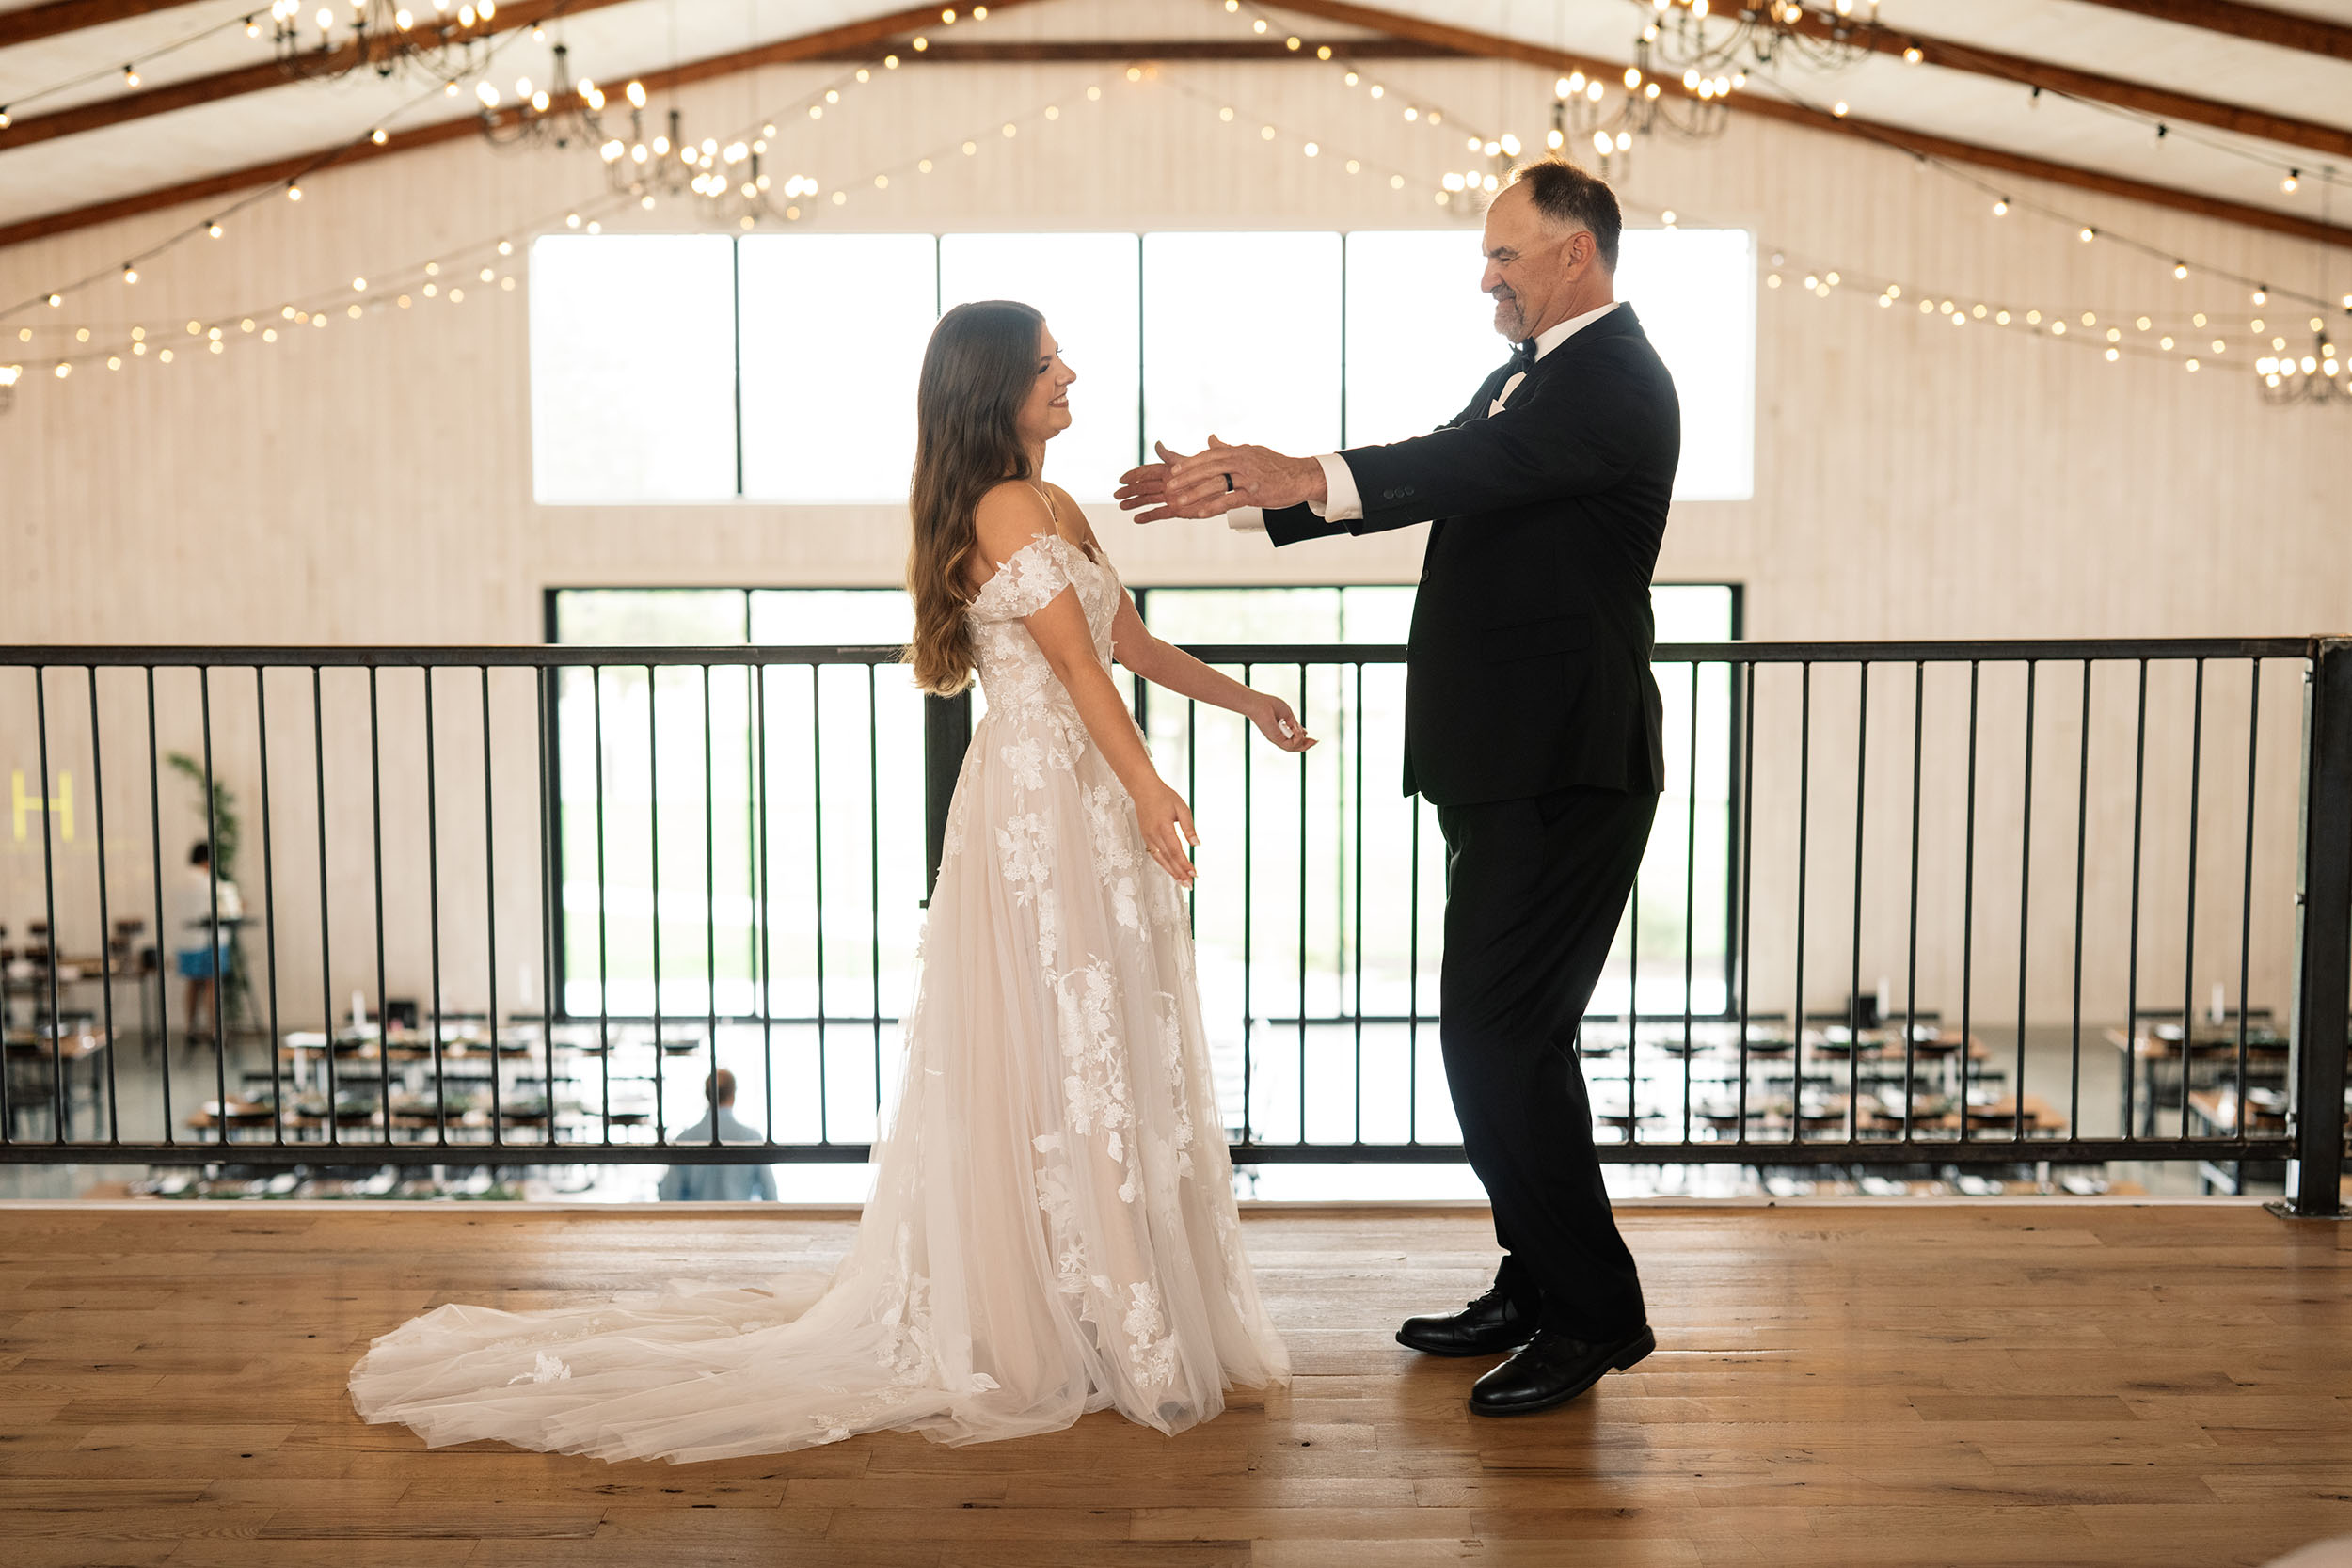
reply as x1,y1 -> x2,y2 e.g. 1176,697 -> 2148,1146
904,299 -> 1047,696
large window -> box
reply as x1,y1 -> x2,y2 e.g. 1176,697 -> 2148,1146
528,235 -> 739,503
531,227 -> 1756,506
549,583 -> 1736,1158
738,234 -> 939,503
1141,231 -> 1343,457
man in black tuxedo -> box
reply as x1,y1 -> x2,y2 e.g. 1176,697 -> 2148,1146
1116,160 -> 1678,1417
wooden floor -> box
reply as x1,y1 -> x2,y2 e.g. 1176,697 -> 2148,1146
1,1201 -> 2347,1568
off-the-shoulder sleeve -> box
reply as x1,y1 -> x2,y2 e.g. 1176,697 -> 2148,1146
968,534 -> 1079,623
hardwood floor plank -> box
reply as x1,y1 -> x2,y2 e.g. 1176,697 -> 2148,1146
1,1204 -> 2346,1567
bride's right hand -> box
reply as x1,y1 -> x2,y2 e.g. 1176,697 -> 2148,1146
1132,781 -> 1200,889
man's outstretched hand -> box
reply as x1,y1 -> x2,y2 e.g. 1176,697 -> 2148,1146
1115,436 -> 1327,523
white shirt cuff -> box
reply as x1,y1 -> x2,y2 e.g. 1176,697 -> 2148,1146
1225,505 -> 1267,532
1310,452 -> 1362,522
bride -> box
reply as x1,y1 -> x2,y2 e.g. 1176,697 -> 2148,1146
349,300 -> 1306,1463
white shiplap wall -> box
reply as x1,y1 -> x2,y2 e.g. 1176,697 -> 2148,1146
0,49 -> 2344,1037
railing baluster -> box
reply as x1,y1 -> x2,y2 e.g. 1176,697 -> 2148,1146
1682,661 -> 1700,1145
2289,638 -> 2351,1216
1242,660 -> 1254,1149
2235,661 -> 2261,1141
1352,661 -> 1365,1148
1960,661 -> 1979,1147
1903,661 -> 1924,1148
34,668 -> 63,1141
423,669 -> 447,1146
2181,658 -> 2205,1146
868,662 -> 882,1120
256,668 -> 282,1147
312,668 -> 333,1148
145,666 -> 171,1145
1296,661 -> 1308,1146
706,663 -> 720,1147
535,665 -> 557,1147
482,666 -> 502,1151
2125,660 -> 2149,1141
812,664 -> 828,1146
2015,661 -> 2036,1148
1792,661 -> 1811,1145
87,668 -> 119,1145
368,667 -> 390,1144
199,666 -> 226,1143
1736,659 -> 1757,1148
2069,661 -> 2091,1151
755,661 -> 773,1148
593,666 -> 612,1143
757,657 -> 776,1147
649,662 -> 665,1145
1849,661 -> 1868,1144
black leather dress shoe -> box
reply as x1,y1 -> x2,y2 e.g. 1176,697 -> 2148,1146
1468,1323 -> 1655,1417
1395,1286 -> 1541,1357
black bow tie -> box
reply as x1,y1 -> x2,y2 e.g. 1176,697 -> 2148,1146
1510,337 -> 1538,370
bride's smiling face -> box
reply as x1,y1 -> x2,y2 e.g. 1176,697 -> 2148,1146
1014,325 -> 1076,448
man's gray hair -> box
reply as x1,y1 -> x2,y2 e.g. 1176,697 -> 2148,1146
1507,159 -> 1622,272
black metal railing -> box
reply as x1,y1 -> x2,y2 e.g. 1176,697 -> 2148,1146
0,637 -> 2344,1215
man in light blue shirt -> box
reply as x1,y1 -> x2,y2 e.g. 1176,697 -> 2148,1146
657,1069 -> 779,1202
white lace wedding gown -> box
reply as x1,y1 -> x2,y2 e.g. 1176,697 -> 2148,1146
348,531 -> 1289,1463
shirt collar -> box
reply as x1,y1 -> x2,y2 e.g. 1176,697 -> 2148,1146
1524,299 -> 1622,365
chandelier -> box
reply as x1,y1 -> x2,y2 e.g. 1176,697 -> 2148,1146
264,0 -> 493,86
478,40 -> 607,151
594,98 -> 788,228
2254,182 -> 2350,408
1547,42 -> 1735,180
1633,0 -> 1883,81
2255,328 -> 2348,405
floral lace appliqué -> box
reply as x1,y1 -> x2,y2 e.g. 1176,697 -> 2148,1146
1055,959 -> 1135,1168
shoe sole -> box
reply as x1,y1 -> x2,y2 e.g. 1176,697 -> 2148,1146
1393,1329 -> 1534,1358
1467,1326 -> 1656,1418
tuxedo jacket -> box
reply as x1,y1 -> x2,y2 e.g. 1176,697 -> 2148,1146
1263,303 -> 1680,806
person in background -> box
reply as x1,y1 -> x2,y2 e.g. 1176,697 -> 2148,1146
657,1069 -> 778,1202
169,841 -> 242,1044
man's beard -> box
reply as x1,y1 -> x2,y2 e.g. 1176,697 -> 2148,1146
1491,293 -> 1526,340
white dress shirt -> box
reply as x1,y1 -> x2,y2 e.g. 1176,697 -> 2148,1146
1227,298 -> 1622,532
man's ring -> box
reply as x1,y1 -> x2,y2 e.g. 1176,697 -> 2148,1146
1223,473 -> 1234,493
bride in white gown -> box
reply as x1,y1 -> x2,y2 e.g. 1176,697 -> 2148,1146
349,300 -> 1307,1463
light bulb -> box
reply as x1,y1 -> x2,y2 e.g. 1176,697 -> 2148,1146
2174,262 -> 2188,280
124,66 -> 140,87
122,266 -> 137,284
1992,198 -> 2007,215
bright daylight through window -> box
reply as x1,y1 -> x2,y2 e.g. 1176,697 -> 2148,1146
530,227 -> 1756,504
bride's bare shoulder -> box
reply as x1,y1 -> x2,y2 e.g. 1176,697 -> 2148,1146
967,482 -> 1060,593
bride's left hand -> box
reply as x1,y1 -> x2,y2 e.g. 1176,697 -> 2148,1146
1250,694 -> 1317,752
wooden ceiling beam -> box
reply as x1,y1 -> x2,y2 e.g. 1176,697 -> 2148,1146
0,0 -> 638,152
1776,4 -> 2352,164
2059,0 -> 2352,64
1264,0 -> 2352,247
808,38 -> 1469,62
0,0 -> 209,53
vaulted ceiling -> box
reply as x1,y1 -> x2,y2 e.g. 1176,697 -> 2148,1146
2,0 -> 2348,251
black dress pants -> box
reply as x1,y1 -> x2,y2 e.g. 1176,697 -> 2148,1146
1435,783 -> 1658,1340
